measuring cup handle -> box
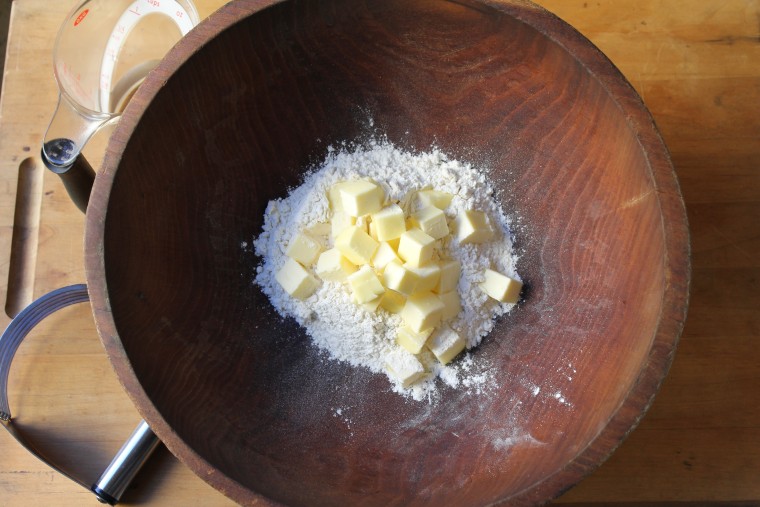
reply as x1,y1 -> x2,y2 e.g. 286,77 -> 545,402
41,144 -> 95,214
0,285 -> 160,505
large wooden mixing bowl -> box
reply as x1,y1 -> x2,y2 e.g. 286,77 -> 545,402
84,0 -> 690,505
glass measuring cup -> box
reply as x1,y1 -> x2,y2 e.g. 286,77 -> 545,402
41,0 -> 199,180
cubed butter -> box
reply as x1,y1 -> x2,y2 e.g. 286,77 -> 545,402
275,258 -> 319,300
383,261 -> 420,296
315,248 -> 357,282
438,290 -> 462,321
480,269 -> 523,304
385,349 -> 426,388
285,232 -> 322,266
427,326 -> 466,365
348,265 -> 385,304
339,180 -> 385,217
335,226 -> 379,265
371,241 -> 402,270
454,210 -> 494,244
380,290 -> 406,314
401,291 -> 445,333
355,215 -> 370,234
418,189 -> 453,210
434,259 -> 461,294
331,211 -> 356,240
305,222 -> 331,237
371,204 -> 406,241
397,229 -> 435,267
412,206 -> 449,240
327,181 -> 350,212
352,293 -> 383,312
405,262 -> 441,294
397,326 -> 434,355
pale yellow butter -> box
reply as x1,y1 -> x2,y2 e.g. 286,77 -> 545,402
352,293 -> 383,312
315,248 -> 357,282
331,211 -> 356,240
480,269 -> 523,304
380,290 -> 406,314
383,260 -> 420,296
454,210 -> 494,244
275,258 -> 319,300
347,265 -> 385,304
396,326 -> 434,355
427,326 -> 465,365
355,215 -> 370,234
411,206 -> 449,240
405,262 -> 441,294
434,259 -> 461,294
327,181 -> 350,212
397,228 -> 436,267
335,225 -> 379,265
385,349 -> 426,388
338,180 -> 385,217
371,204 -> 406,241
401,291 -> 445,333
417,189 -> 453,210
438,290 -> 462,321
285,232 -> 322,266
371,241 -> 402,270
305,222 -> 331,237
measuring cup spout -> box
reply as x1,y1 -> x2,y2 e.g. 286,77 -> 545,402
40,94 -> 108,213
42,92 -> 111,170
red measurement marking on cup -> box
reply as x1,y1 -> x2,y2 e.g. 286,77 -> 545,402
74,9 -> 89,26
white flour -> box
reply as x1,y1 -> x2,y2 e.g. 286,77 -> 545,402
253,139 -> 520,401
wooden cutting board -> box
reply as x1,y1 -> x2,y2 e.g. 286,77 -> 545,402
1,0 -> 758,505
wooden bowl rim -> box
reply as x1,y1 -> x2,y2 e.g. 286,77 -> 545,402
84,0 -> 691,504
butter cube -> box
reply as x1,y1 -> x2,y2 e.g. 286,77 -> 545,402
380,290 -> 406,314
438,291 -> 462,321
327,181 -> 350,212
305,221 -> 331,237
371,204 -> 406,241
418,189 -> 453,210
383,261 -> 420,296
385,349 -> 426,388
335,226 -> 379,265
454,210 -> 494,244
405,262 -> 441,294
401,291 -> 445,333
339,180 -> 384,217
275,258 -> 319,300
331,211 -> 356,240
434,259 -> 461,294
371,241 -> 401,270
397,229 -> 435,267
352,293 -> 383,312
480,269 -> 523,304
355,215 -> 370,234
412,206 -> 449,240
285,232 -> 322,266
347,265 -> 385,304
427,326 -> 466,365
315,248 -> 357,282
396,326 -> 434,355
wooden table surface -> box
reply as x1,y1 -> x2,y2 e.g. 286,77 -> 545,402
0,0 -> 757,505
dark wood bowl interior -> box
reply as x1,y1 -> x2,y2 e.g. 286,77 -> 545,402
85,0 -> 690,505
